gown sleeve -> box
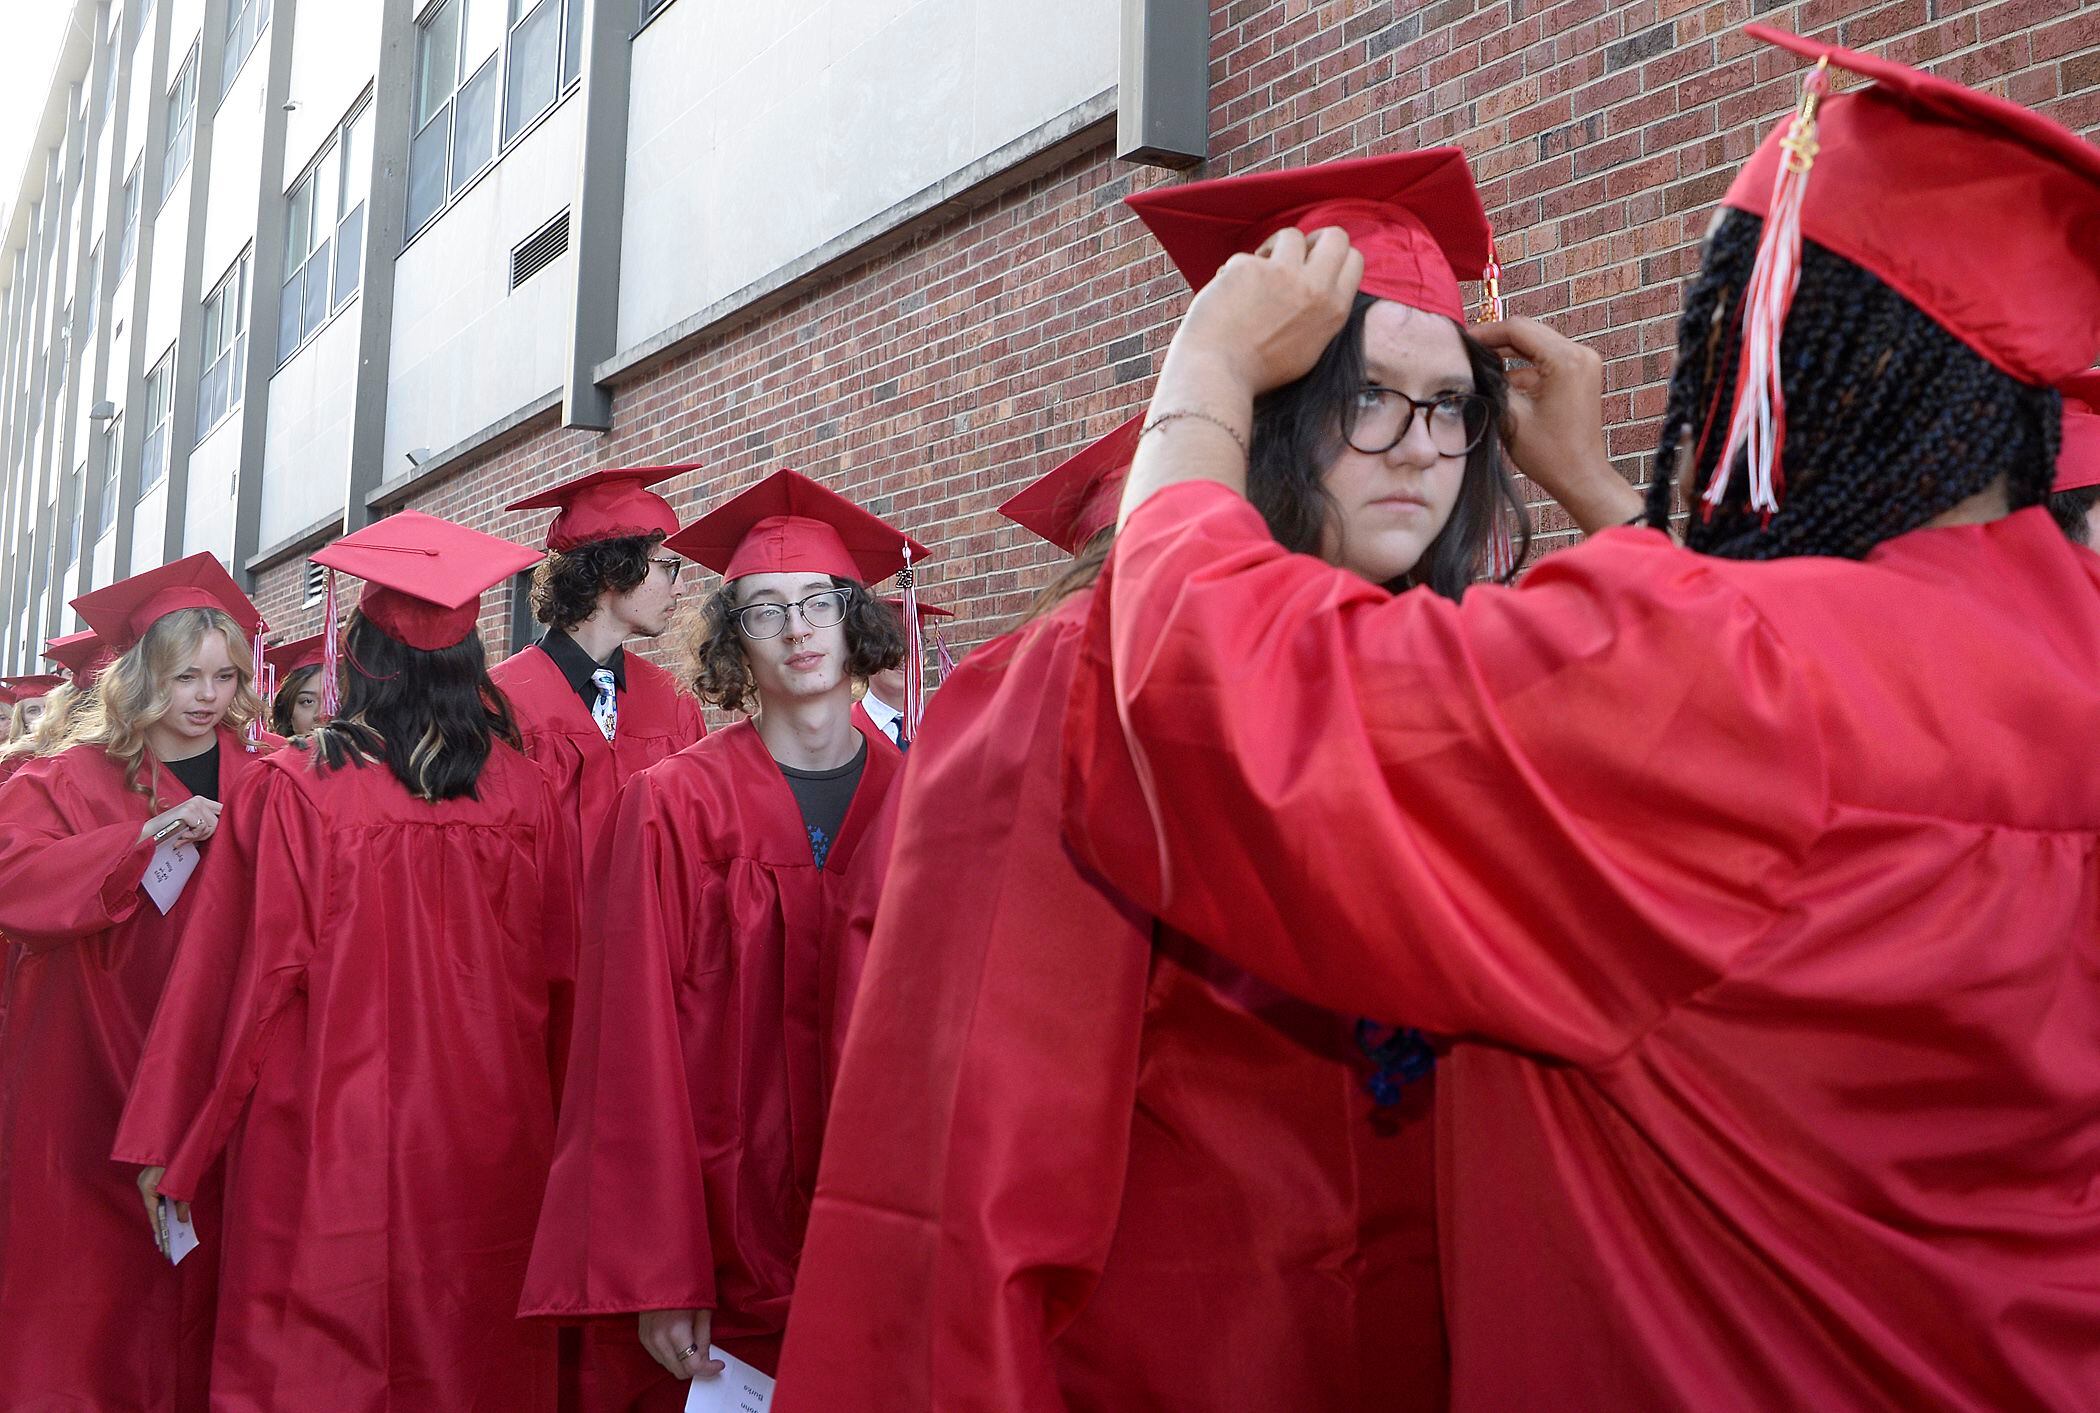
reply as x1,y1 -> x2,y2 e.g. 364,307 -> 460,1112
522,765 -> 719,1318
1061,481 -> 1832,1066
112,760 -> 324,1196
0,759 -> 157,949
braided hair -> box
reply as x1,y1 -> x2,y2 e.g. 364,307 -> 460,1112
1644,210 -> 2062,560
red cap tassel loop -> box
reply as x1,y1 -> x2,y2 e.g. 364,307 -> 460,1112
319,567 -> 344,717
1707,57 -> 1831,525
1478,232 -> 1506,324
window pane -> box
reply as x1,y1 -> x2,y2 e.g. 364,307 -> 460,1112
414,0 -> 461,128
142,427 -> 166,488
504,0 -> 558,142
406,112 -> 449,231
333,203 -> 365,306
301,237 -> 330,338
231,329 -> 247,405
285,173 -> 312,264
341,105 -> 372,212
278,267 -> 303,360
562,0 -> 583,83
451,58 -> 497,192
311,144 -> 339,237
462,0 -> 504,68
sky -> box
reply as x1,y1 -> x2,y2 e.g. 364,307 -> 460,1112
0,2 -> 87,231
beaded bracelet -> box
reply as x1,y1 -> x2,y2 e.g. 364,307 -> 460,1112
1140,408 -> 1251,459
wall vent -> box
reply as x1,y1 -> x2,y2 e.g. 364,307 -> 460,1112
302,557 -> 327,605
510,209 -> 571,290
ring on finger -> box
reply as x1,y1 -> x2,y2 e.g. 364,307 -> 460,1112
676,1343 -> 700,1360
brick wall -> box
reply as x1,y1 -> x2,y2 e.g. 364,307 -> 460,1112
252,0 -> 2100,671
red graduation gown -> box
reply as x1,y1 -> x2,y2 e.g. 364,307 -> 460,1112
0,726 -> 270,1412
775,592 -> 1444,1413
112,742 -> 580,1413
1062,483 -> 2100,1410
490,641 -> 707,866
522,716 -> 901,1405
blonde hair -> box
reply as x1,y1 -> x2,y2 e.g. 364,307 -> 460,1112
0,682 -> 83,766
4,700 -> 28,744
59,608 -> 262,800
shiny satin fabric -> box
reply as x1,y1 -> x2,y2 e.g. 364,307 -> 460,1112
490,644 -> 707,1413
776,594 -> 1446,1413
0,727 -> 271,1411
1062,482 -> 2100,1410
523,716 -> 901,1407
490,643 -> 708,871
112,743 -> 580,1413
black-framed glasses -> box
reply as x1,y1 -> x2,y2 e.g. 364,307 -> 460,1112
731,588 -> 851,641
1346,386 -> 1492,458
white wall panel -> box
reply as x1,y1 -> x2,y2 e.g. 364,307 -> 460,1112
182,402 -> 240,557
259,301 -> 358,546
282,3 -> 381,186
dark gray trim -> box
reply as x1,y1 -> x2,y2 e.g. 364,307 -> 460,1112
595,89 -> 1118,388
229,0 -> 300,590
364,387 -> 561,509
561,0 -> 635,431
111,0 -> 176,584
341,0 -> 416,533
245,506 -> 339,573
156,0 -> 233,566
72,0 -> 129,604
1118,0 -> 1209,169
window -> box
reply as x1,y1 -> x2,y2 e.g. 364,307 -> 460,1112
116,162 -> 140,274
408,0 -> 584,234
136,0 -> 157,41
83,241 -> 101,346
197,249 -> 249,436
220,0 -> 272,100
162,44 -> 198,205
53,306 -> 70,399
140,347 -> 173,489
99,28 -> 119,124
639,0 -> 675,26
278,103 -> 370,362
58,465 -> 82,572
92,415 -> 121,539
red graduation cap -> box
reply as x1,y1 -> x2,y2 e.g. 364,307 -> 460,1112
1125,148 -> 1494,324
263,632 -> 329,679
309,511 -> 542,651
2054,372 -> 2100,495
506,464 -> 696,553
998,413 -> 1146,555
665,468 -> 931,586
43,629 -> 112,690
70,552 -> 264,655
0,675 -> 65,706
1710,25 -> 2100,517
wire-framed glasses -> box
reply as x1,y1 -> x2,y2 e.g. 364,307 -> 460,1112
731,588 -> 851,641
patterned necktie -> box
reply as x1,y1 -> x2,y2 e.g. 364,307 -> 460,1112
591,668 -> 618,743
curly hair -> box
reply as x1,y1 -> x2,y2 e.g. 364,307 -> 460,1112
1643,210 -> 2061,559
528,532 -> 665,631
57,607 -> 263,804
687,577 -> 906,715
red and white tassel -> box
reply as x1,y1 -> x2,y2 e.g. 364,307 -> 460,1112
246,619 -> 271,746
931,624 -> 956,687
319,567 -> 343,717
1477,229 -> 1517,581
898,547 -> 924,745
1705,58 -> 1831,523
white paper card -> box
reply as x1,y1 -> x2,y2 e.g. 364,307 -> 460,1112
159,1197 -> 199,1266
682,1347 -> 774,1413
142,838 -> 199,915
